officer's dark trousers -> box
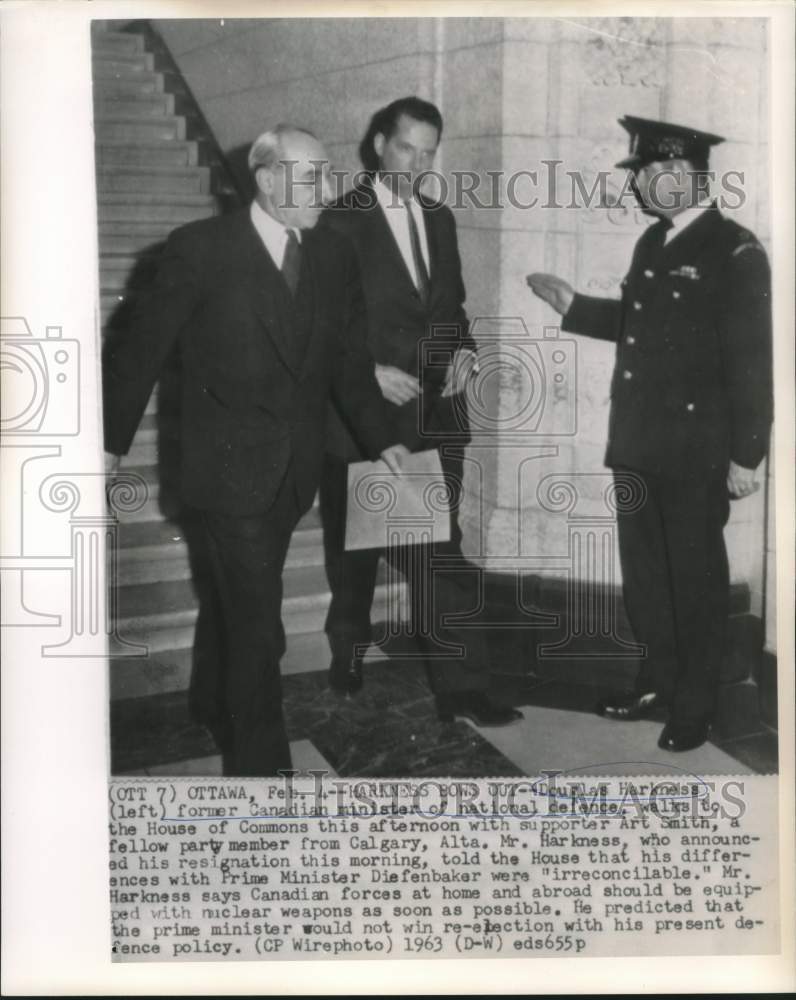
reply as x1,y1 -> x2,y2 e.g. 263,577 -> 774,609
614,470 -> 730,724
320,450 -> 489,695
191,467 -> 302,777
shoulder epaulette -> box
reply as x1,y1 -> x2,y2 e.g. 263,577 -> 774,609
731,239 -> 764,258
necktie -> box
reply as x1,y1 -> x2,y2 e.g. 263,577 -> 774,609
404,201 -> 430,306
645,216 -> 674,256
282,229 -> 301,296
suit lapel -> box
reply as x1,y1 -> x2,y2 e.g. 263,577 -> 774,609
294,232 -> 317,372
363,178 -> 425,301
238,210 -> 300,375
420,198 -> 440,304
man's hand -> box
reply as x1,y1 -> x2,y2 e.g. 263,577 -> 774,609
441,348 -> 478,398
526,272 -> 575,316
380,443 -> 410,475
727,460 -> 759,499
104,452 -> 122,476
375,364 -> 421,406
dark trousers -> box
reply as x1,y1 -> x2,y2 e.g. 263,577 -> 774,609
190,468 -> 302,776
319,450 -> 489,695
615,469 -> 730,724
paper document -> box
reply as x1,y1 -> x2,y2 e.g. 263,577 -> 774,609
345,449 -> 451,551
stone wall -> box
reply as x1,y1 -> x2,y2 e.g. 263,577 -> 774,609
155,16 -> 771,610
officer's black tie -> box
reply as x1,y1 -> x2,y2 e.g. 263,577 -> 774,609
282,228 -> 301,296
404,201 -> 431,306
645,215 -> 674,256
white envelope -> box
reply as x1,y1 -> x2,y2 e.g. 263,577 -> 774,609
344,449 -> 452,551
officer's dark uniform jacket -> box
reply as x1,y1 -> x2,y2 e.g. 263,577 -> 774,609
562,203 -> 773,478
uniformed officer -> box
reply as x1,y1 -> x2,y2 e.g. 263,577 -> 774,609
527,116 -> 773,753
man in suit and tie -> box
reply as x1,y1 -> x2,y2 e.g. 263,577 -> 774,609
103,124 -> 407,776
320,96 -> 522,727
528,116 -> 772,752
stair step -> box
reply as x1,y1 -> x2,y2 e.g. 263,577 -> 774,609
99,227 -> 172,256
101,289 -> 147,327
97,139 -> 198,168
109,463 -> 165,522
95,115 -> 186,142
98,193 -> 216,224
108,463 -> 323,525
120,439 -> 160,467
95,93 -> 176,118
92,30 -> 145,55
97,73 -> 165,97
100,251 -> 159,282
112,577 -> 403,661
135,410 -> 159,434
109,629 -> 392,701
119,505 -> 321,551
92,51 -> 155,76
123,413 -> 160,449
115,518 -> 324,585
116,561 -> 343,617
97,164 -> 211,196
115,462 -> 321,509
102,251 -> 159,270
101,291 -> 130,324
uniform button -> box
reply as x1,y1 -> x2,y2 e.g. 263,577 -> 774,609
644,269 -> 654,278
633,301 -> 642,310
686,402 -> 695,411
626,336 -> 636,345
672,290 -> 681,299
623,370 -> 633,380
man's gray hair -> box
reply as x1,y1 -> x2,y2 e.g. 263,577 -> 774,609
248,124 -> 317,173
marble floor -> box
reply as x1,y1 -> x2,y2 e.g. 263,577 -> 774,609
112,641 -> 778,779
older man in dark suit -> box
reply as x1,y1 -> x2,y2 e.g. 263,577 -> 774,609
103,124 -> 407,776
528,116 -> 773,752
320,96 -> 522,727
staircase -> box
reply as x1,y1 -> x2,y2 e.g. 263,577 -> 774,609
93,24 -> 397,708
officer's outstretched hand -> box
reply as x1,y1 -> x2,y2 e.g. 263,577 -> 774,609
442,348 -> 478,398
526,273 -> 575,316
380,444 -> 410,476
727,461 -> 759,500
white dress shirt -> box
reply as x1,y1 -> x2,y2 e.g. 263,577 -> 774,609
374,177 -> 430,290
665,199 -> 713,244
250,199 -> 301,268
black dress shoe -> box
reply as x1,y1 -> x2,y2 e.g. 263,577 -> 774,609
437,692 -> 523,727
657,718 -> 711,752
596,691 -> 660,721
329,658 -> 363,695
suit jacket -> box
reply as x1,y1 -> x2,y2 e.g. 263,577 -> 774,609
322,178 -> 476,458
562,204 -> 773,479
103,207 -> 394,516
